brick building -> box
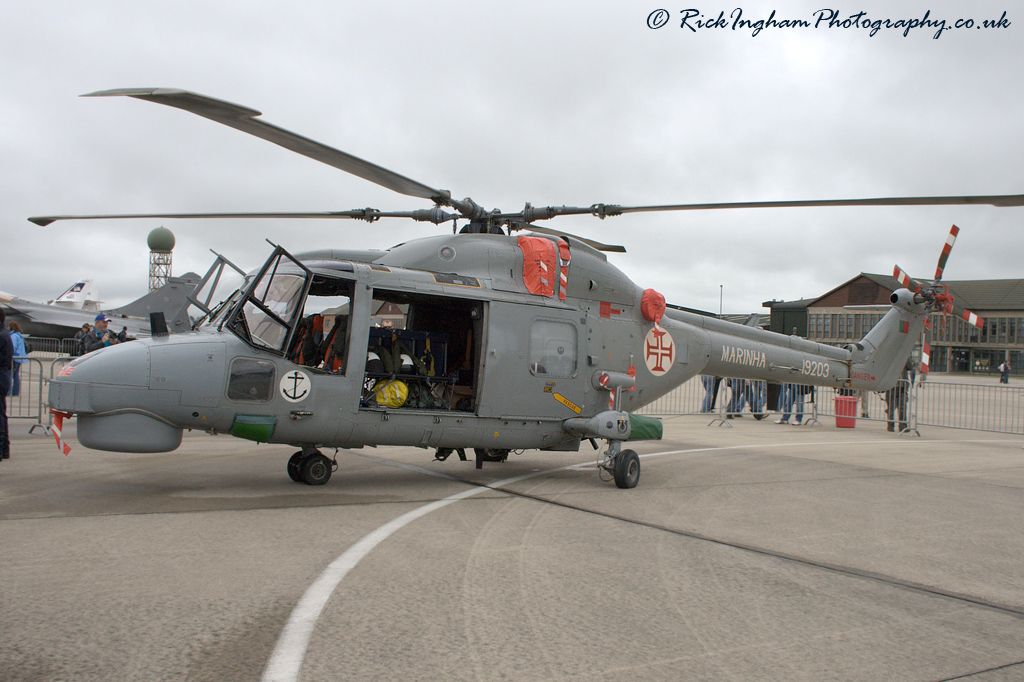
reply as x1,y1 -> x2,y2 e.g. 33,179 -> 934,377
765,273 -> 1024,376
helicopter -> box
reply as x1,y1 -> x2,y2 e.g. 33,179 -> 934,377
35,88 -> 1013,489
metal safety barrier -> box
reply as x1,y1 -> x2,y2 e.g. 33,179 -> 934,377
5,356 -> 50,434
17,336 -> 84,356
911,380 -> 1024,434
809,380 -> 1024,436
638,375 -> 1024,436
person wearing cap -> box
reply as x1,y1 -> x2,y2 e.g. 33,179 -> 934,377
83,313 -> 121,353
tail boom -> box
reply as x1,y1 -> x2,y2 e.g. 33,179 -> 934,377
653,288 -> 927,399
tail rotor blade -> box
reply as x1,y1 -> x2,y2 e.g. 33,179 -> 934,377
920,318 -> 932,375
934,224 -> 959,281
952,303 -> 985,330
893,265 -> 922,294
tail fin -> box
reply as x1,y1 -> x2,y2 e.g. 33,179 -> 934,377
53,279 -> 102,310
848,289 -> 927,390
108,273 -> 202,333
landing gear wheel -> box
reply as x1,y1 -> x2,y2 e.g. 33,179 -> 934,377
287,452 -> 304,482
300,453 -> 333,486
613,449 -> 640,489
474,448 -> 510,462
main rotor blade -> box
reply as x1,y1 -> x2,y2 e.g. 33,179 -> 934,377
602,194 -> 1024,214
29,208 -> 457,227
82,88 -> 455,207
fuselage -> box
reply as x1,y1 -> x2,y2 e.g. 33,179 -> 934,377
49,231 -> 927,453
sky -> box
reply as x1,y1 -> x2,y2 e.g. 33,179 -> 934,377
2,1 -> 1021,315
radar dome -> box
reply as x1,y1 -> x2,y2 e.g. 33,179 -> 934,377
147,226 -> 175,253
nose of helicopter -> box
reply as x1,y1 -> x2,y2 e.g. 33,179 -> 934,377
49,341 -> 184,452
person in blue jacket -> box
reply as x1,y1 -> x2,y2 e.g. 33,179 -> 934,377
8,321 -> 26,397
0,309 -> 12,460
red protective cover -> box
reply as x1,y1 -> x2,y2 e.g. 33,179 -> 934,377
518,235 -> 557,297
641,288 -> 666,323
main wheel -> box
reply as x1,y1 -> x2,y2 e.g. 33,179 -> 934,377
613,449 -> 640,489
474,448 -> 510,462
300,453 -> 333,486
287,452 -> 304,482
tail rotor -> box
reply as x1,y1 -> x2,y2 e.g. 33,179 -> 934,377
892,225 -> 984,375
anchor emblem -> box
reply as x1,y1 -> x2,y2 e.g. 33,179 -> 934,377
280,370 -> 311,403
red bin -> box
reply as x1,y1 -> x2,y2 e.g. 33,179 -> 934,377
834,395 -> 858,428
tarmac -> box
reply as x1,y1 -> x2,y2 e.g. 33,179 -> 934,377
1,411 -> 1023,681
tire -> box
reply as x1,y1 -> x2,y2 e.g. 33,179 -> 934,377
613,449 -> 640,489
287,452 -> 304,482
301,453 -> 333,486
474,448 -> 510,462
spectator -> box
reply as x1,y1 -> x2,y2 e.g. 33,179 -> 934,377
700,375 -> 721,413
885,360 -> 914,432
0,308 -> 11,460
776,383 -> 809,425
83,314 -> 120,353
8,321 -> 26,397
72,324 -> 91,356
725,377 -> 746,418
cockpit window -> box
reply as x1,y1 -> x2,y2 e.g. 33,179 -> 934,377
243,273 -> 306,347
227,248 -> 310,354
198,277 -> 250,330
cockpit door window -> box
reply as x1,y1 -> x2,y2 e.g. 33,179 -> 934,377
227,247 -> 311,354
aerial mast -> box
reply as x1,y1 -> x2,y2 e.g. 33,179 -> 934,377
147,226 -> 175,291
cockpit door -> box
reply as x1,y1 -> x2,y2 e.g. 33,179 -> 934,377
224,246 -> 312,354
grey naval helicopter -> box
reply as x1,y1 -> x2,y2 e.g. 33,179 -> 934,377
35,88 -> 1014,488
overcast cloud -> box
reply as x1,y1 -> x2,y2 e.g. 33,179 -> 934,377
2,0 -> 1021,315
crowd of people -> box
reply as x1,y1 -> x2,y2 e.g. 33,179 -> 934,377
700,363 -> 917,433
701,377 -> 815,425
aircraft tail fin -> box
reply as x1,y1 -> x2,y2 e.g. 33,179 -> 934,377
53,279 -> 102,310
108,273 -> 202,333
848,289 -> 927,390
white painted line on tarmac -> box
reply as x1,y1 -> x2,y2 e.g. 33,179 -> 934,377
259,466 -> 551,682
638,437 -> 1020,460
261,435 -> 1016,681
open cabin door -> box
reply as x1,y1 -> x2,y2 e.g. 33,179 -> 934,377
358,288 -> 484,412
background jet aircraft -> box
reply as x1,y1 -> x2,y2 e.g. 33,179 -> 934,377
0,272 -> 201,339
49,279 -> 103,310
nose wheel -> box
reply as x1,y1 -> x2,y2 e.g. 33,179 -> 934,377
287,449 -> 335,485
597,441 -> 641,489
612,449 -> 640,489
